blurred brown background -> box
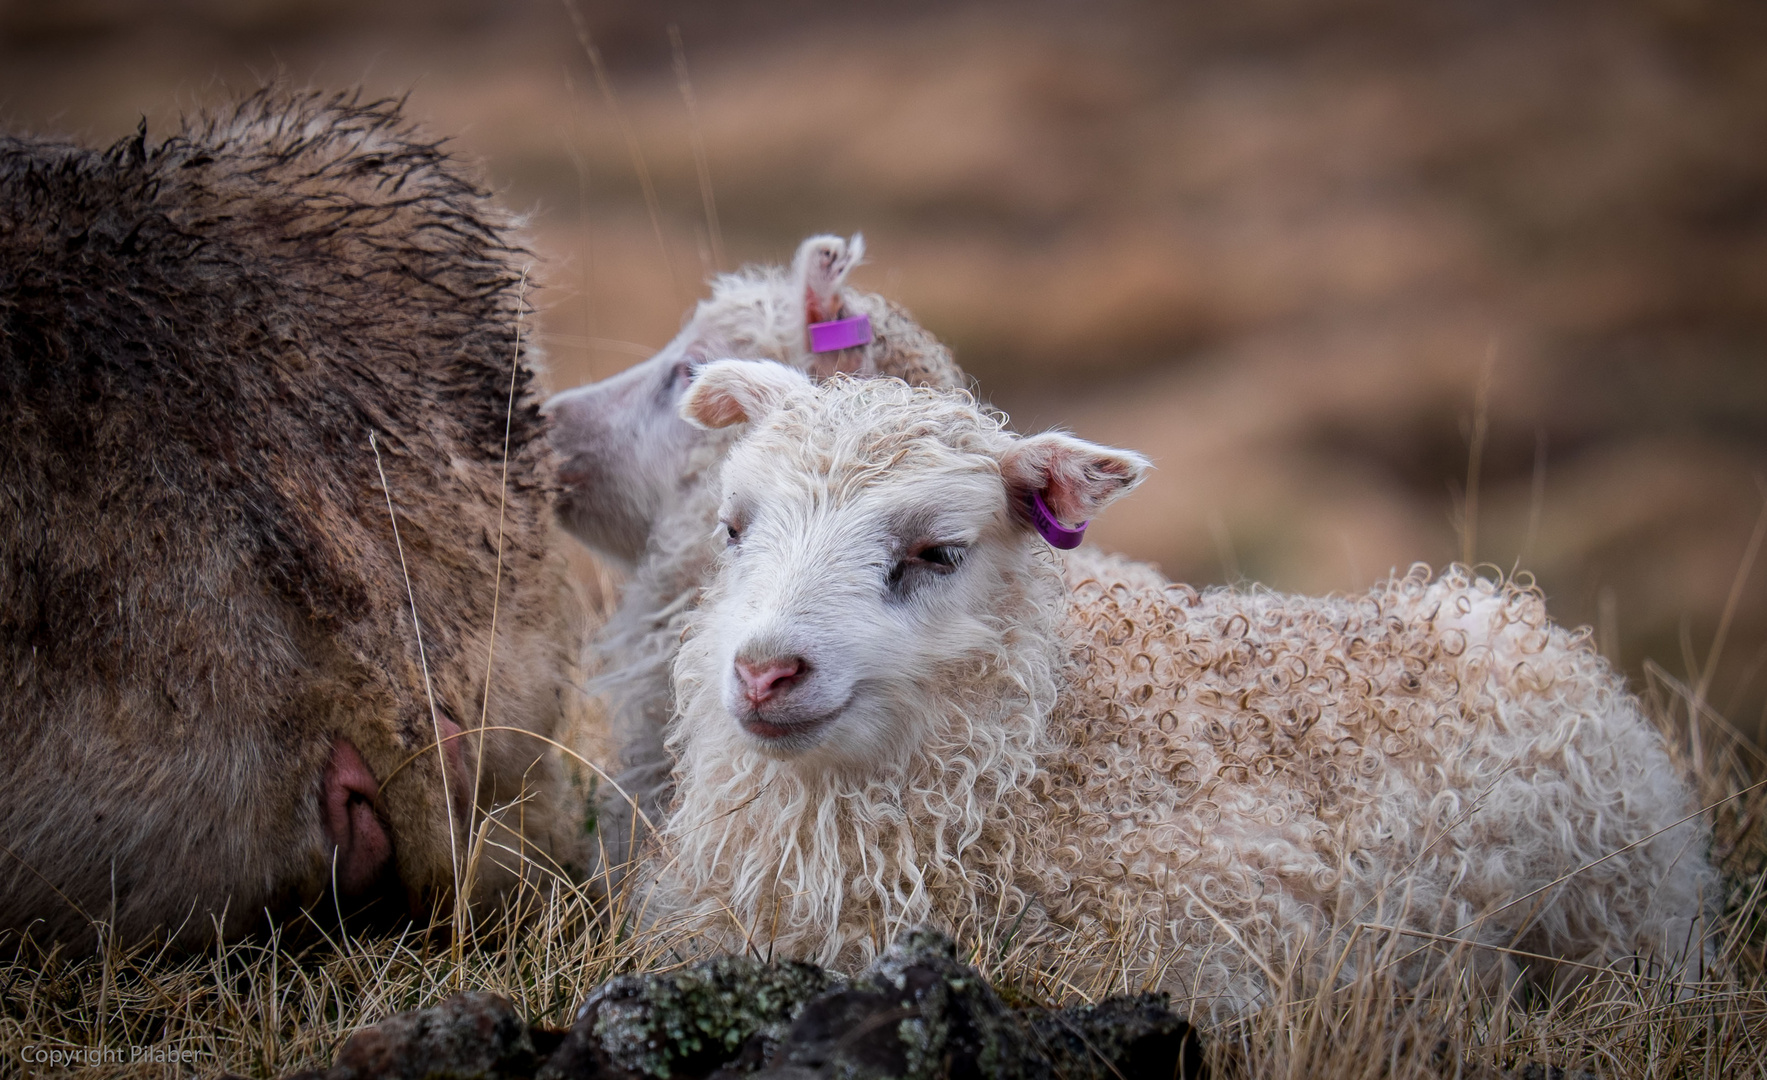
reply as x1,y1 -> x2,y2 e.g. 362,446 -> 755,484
5,0 -> 1765,747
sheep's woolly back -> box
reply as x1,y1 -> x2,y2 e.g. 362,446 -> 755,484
650,379 -> 1714,1015
1025,558 -> 1713,1009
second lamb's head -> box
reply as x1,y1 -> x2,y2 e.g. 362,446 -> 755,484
544,234 -> 961,567
674,360 -> 1149,771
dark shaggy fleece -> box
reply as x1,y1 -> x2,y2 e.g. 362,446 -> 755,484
0,89 -> 584,950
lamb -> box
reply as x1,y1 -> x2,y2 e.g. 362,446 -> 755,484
543,235 -> 964,875
653,359 -> 1717,1015
0,90 -> 583,950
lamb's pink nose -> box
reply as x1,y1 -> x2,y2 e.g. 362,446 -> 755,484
734,656 -> 806,705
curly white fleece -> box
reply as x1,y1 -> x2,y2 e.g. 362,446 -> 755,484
653,378 -> 1715,1016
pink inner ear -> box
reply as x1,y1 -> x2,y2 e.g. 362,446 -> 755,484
322,736 -> 392,895
685,384 -> 750,428
1003,434 -> 1145,529
804,284 -> 841,327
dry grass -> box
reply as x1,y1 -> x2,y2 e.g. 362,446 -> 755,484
2,663 -> 1761,1080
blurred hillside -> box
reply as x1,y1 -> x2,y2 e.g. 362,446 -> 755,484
4,0 -> 1765,746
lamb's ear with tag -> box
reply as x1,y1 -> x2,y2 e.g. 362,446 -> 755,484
1001,432 -> 1150,529
792,233 -> 865,325
680,359 -> 813,429
793,233 -> 873,378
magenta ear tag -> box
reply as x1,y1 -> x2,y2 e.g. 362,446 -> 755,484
1030,490 -> 1088,549
808,314 -> 873,353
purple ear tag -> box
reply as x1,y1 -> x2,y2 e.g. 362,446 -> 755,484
808,314 -> 874,353
1030,490 -> 1088,549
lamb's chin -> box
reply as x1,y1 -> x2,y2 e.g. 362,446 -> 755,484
738,709 -> 837,757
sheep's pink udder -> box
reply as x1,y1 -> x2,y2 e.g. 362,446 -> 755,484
322,735 -> 393,896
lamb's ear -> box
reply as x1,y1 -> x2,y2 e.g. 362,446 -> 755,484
680,359 -> 811,429
1001,432 -> 1150,527
793,233 -> 865,325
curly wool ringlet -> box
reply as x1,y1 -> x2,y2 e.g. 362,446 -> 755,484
655,375 -> 1716,1016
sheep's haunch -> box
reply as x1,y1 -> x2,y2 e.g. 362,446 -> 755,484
0,90 -> 583,950
651,360 -> 1716,1015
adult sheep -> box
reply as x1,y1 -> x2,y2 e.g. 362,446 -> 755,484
0,90 -> 583,950
654,360 -> 1715,1015
543,235 -> 964,876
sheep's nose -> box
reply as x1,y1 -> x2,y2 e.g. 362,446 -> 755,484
734,655 -> 806,705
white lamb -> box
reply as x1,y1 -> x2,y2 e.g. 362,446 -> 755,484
653,359 -> 1716,1015
543,236 -> 964,874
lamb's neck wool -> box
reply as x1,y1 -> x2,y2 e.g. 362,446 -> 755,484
659,550 -> 1068,967
585,424 -> 772,881
593,433 -> 732,759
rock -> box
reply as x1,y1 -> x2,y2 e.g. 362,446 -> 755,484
762,929 -> 1203,1080
541,930 -> 1203,1080
767,929 -> 1021,1079
287,991 -> 539,1080
281,931 -> 1205,1080
1026,994 -> 1204,1080
538,955 -> 838,1080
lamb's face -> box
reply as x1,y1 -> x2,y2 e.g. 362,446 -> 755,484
702,431 -> 1020,765
543,234 -> 866,567
677,361 -> 1149,770
544,339 -> 710,565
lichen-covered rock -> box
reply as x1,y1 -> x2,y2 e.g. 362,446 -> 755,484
283,932 -> 1203,1080
539,955 -> 838,1080
289,991 -> 540,1080
768,930 -> 1201,1080
538,931 -> 1202,1080
772,930 -> 1019,1079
